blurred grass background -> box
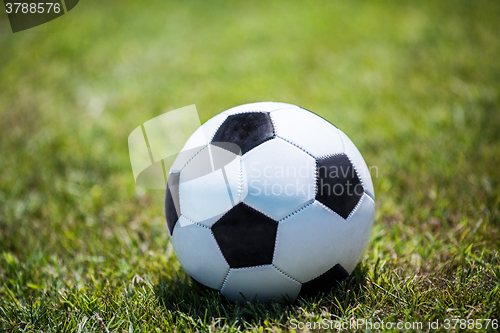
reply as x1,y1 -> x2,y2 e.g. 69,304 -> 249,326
1,0 -> 499,331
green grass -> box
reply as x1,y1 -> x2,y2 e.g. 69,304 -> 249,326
1,0 -> 499,331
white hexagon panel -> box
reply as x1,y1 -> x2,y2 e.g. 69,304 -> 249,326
270,107 -> 344,159
221,265 -> 301,303
170,219 -> 230,290
242,138 -> 316,221
273,194 -> 375,283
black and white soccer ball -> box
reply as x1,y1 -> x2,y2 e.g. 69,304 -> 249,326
165,102 -> 375,303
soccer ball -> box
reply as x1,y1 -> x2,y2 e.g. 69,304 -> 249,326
165,102 -> 375,303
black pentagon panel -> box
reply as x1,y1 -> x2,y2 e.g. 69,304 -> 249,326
211,203 -> 278,268
165,173 -> 180,235
299,264 -> 349,298
316,154 -> 364,219
211,112 -> 275,154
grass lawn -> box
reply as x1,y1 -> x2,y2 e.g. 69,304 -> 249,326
1,0 -> 499,331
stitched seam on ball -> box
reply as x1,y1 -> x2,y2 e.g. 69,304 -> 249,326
211,200 -> 260,229
314,160 -> 319,197
210,143 -> 241,156
179,145 -> 207,173
215,143 -> 234,154
276,135 -> 316,160
211,190 -> 279,230
215,266 -> 230,291
230,264 -> 273,271
272,224 -> 280,264
209,229 -> 231,290
241,201 -> 278,222
252,135 -> 276,151
180,215 -> 211,230
338,130 -> 374,201
345,153 -> 366,195
268,111 -> 278,137
173,180 -> 181,234
316,151 -> 367,205
209,115 -> 229,142
273,200 -> 314,267
315,200 -> 345,220
221,269 -> 231,291
238,156 -> 243,202
272,264 -> 301,284
276,200 -> 315,224
316,152 -> 344,161
222,265 -> 276,290
265,111 -> 277,142
177,147 -> 207,216
174,217 -> 228,290
347,193 -> 365,220
223,110 -> 267,116
211,204 -> 235,228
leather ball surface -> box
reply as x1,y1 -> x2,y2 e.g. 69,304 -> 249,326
165,102 -> 375,303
